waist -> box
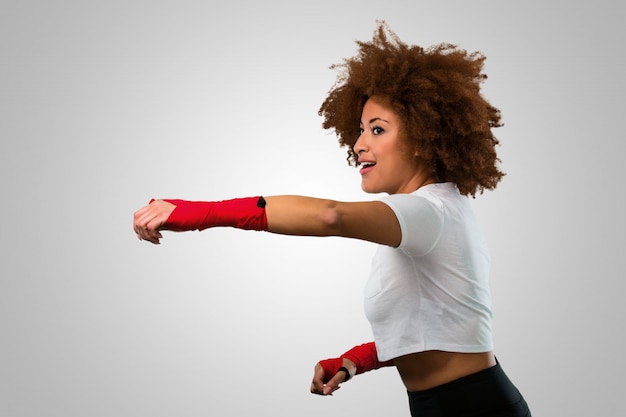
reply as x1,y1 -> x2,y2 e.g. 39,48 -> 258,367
406,358 -> 529,417
394,350 -> 496,391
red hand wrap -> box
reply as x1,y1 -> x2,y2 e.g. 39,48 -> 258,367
318,357 -> 343,384
158,196 -> 268,232
339,342 -> 394,375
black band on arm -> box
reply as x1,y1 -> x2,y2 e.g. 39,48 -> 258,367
338,366 -> 351,382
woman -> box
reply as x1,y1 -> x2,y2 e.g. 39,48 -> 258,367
133,22 -> 531,417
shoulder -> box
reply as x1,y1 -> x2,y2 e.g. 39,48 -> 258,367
378,184 -> 460,255
379,183 -> 459,214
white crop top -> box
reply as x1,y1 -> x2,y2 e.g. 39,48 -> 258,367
363,183 -> 494,361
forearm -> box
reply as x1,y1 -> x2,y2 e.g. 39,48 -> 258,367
317,341 -> 395,386
264,195 -> 341,237
341,342 -> 395,375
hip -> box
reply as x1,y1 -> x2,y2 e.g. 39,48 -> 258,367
406,358 -> 531,417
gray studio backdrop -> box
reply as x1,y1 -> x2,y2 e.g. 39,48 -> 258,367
1,1 -> 624,416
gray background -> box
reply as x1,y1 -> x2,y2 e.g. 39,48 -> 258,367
1,1 -> 624,416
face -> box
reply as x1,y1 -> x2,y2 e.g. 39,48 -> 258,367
354,97 -> 423,194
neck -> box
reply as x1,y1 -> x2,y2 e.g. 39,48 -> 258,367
395,169 -> 438,194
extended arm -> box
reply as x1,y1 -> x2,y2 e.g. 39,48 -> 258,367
133,194 -> 401,247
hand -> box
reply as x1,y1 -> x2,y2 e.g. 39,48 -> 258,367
133,199 -> 176,244
310,357 -> 356,396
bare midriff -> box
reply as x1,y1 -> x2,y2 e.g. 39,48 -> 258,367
393,350 -> 496,392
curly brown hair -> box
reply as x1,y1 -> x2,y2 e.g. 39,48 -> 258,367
319,21 -> 504,196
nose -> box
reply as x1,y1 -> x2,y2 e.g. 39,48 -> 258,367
353,132 -> 367,156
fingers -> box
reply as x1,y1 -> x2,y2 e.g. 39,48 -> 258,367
322,371 -> 348,396
310,363 -> 327,395
133,200 -> 173,244
134,210 -> 161,244
310,363 -> 347,396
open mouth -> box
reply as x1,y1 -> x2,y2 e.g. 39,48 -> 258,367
359,162 -> 376,175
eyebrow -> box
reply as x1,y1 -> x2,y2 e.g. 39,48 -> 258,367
360,117 -> 390,125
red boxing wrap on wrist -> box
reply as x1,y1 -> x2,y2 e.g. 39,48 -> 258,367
340,342 -> 394,375
318,358 -> 344,384
159,196 -> 268,232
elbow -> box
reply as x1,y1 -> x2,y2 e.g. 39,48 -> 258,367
319,201 -> 343,235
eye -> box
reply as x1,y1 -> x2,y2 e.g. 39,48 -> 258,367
372,126 -> 384,135
358,127 -> 364,135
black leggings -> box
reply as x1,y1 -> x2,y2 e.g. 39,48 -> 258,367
407,361 -> 531,417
